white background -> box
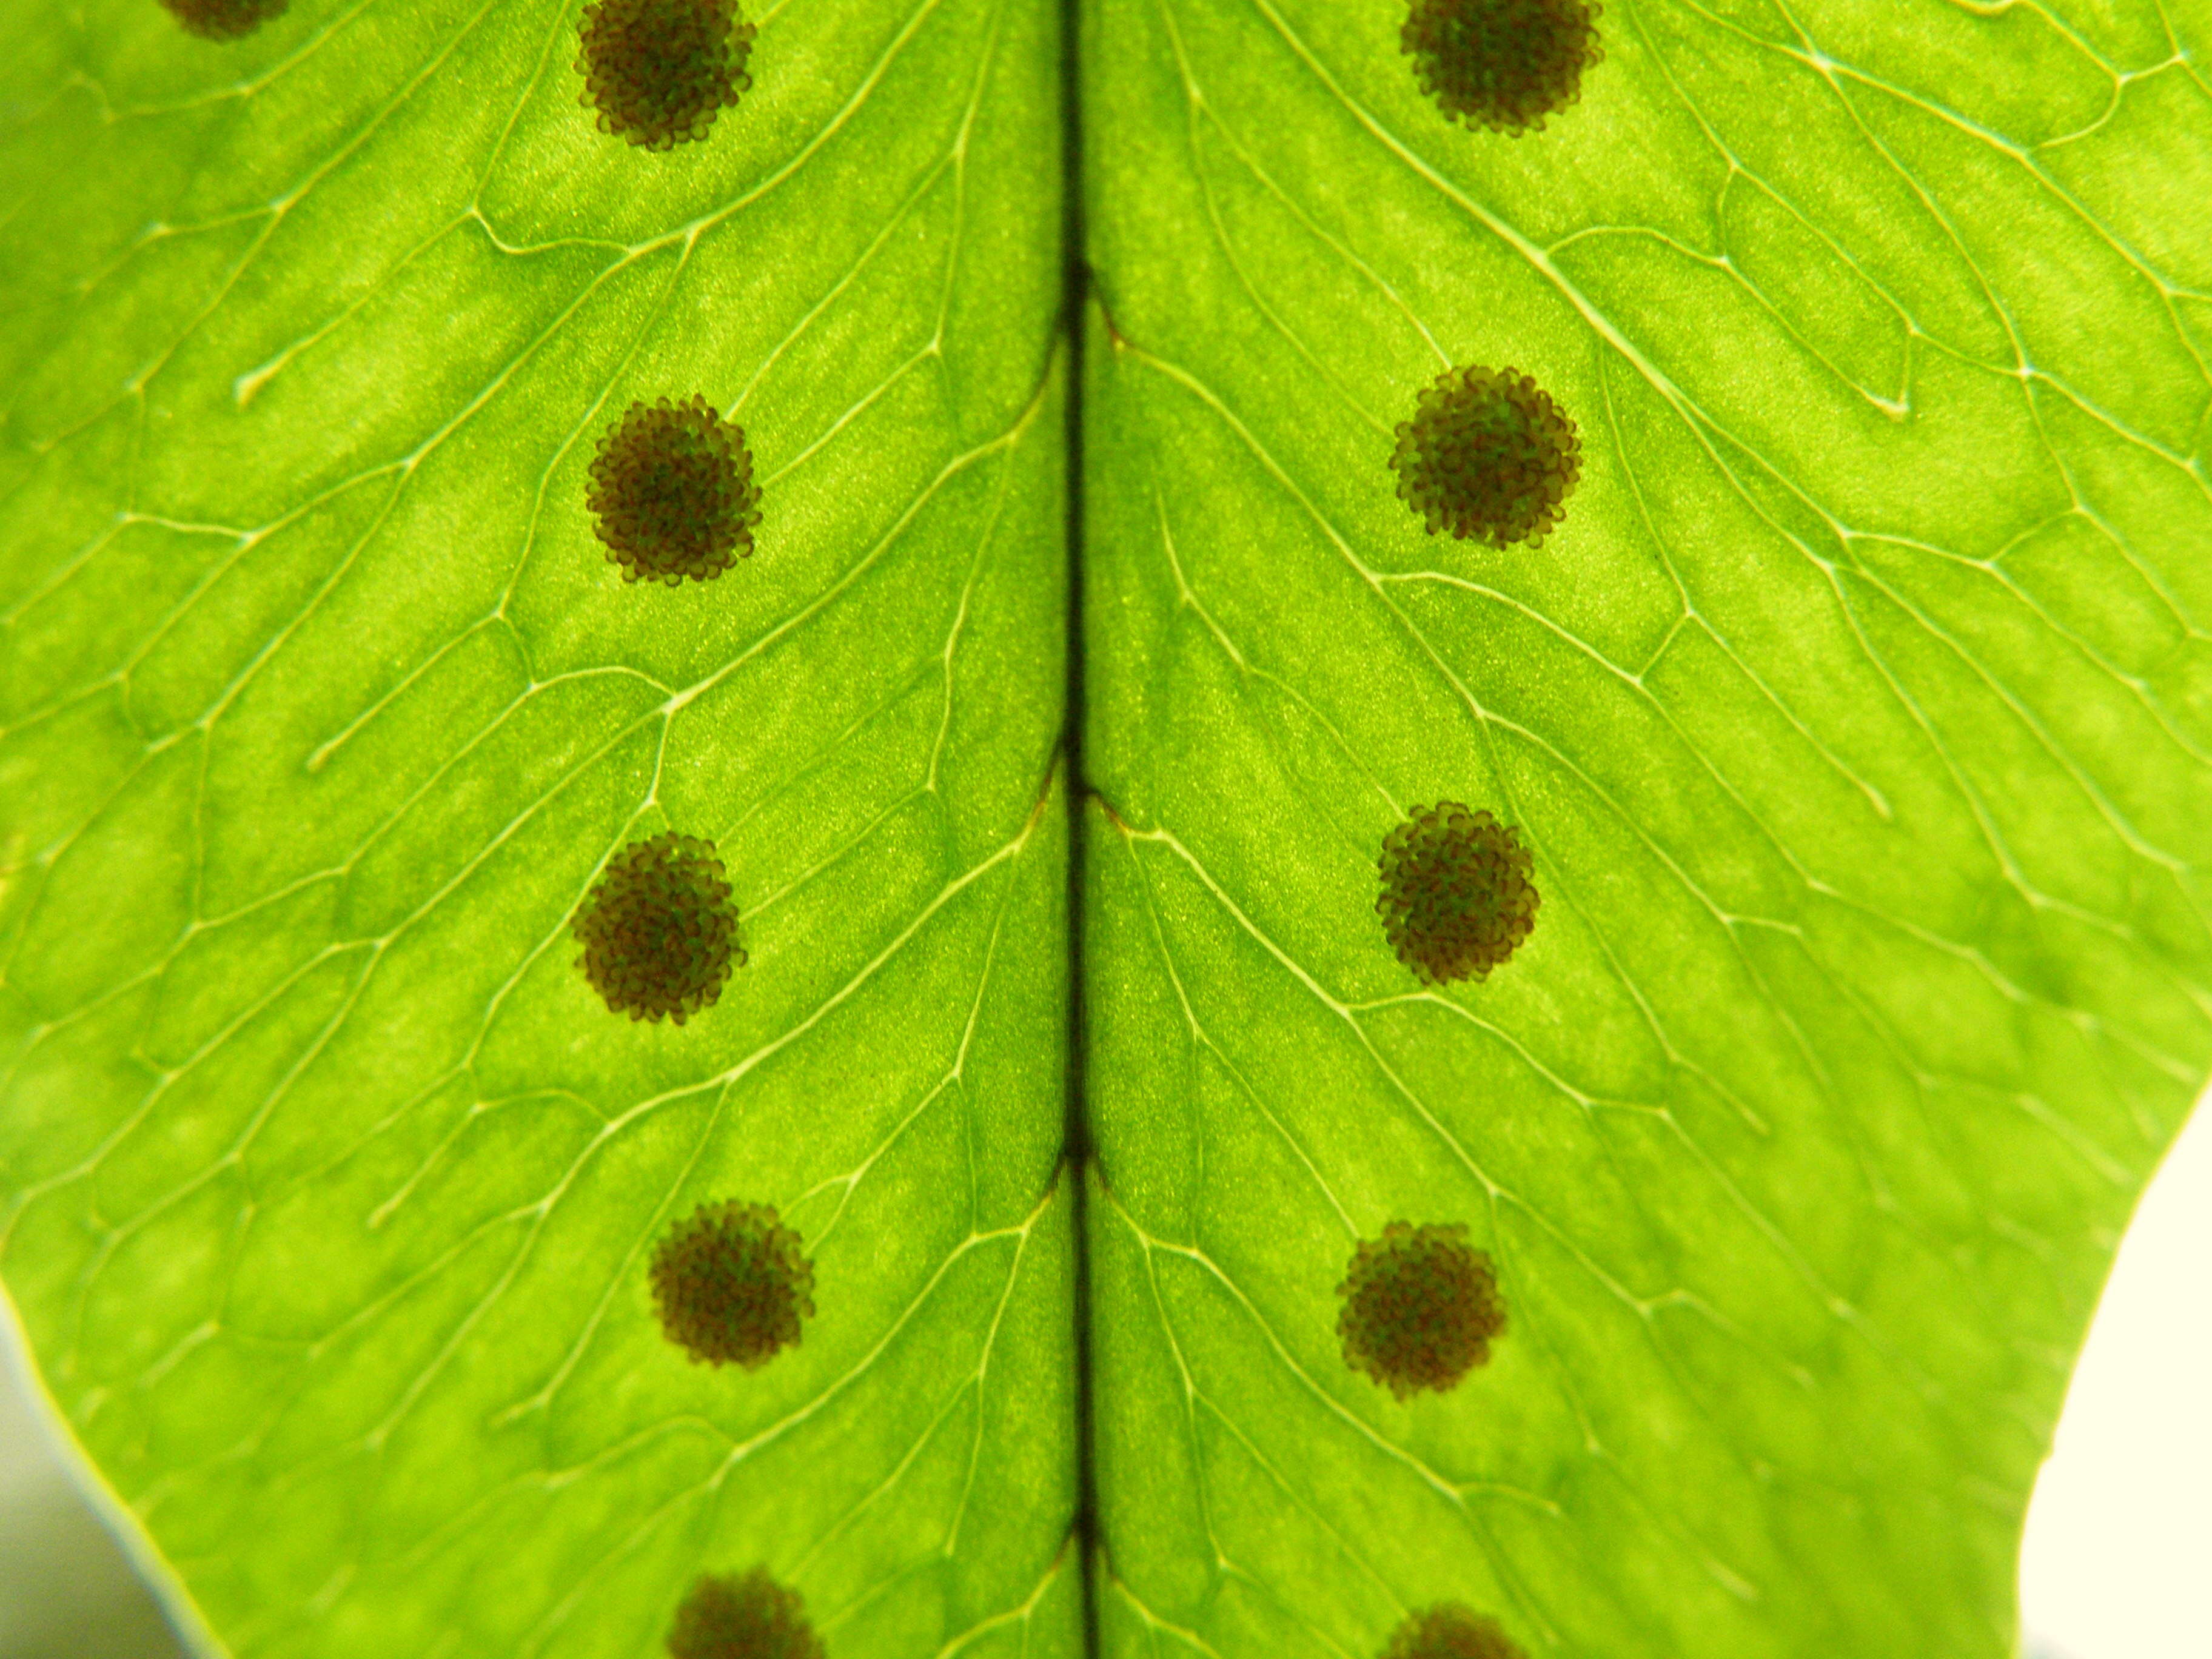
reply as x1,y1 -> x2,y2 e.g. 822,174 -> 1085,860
2020,1097 -> 2212,1659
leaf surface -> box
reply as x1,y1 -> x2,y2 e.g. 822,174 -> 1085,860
0,1 -> 1077,1655
4,1 -> 2211,1658
1080,1 -> 2212,1655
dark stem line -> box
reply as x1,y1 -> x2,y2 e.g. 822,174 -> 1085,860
1059,0 -> 1099,1650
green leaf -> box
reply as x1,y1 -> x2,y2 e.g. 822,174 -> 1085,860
6,1 -> 2210,1658
0,0 -> 1076,1654
1081,0 -> 2211,1655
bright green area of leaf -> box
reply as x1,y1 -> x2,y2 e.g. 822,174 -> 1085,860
1081,1 -> 2212,1656
0,1 -> 1078,1656
7,1 -> 2212,1657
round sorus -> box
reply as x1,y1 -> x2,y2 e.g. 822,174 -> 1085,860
666,1567 -> 825,1659
586,395 -> 762,585
577,0 -> 757,151
1380,1603 -> 1527,1659
573,832 -> 745,1024
1401,0 -> 1603,135
1338,1222 -> 1506,1400
1377,803 -> 1538,985
650,1202 -> 815,1370
1390,364 -> 1583,548
160,0 -> 287,39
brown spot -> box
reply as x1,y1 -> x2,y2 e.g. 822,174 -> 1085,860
1391,365 -> 1583,548
1377,803 -> 1538,985
1401,0 -> 1603,135
667,1567 -> 825,1659
573,832 -> 745,1024
577,0 -> 756,151
159,0 -> 287,40
587,395 -> 763,585
1381,1603 -> 1527,1659
1338,1222 -> 1504,1400
651,1202 -> 814,1369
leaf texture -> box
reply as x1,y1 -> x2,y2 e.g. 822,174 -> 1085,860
1081,0 -> 2212,1655
3,1 -> 2210,1657
0,0 -> 1076,1654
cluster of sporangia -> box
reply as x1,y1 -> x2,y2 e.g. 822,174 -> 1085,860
153,0 -> 1607,1654
1339,1222 -> 1507,1399
651,1201 -> 817,1368
156,0 -> 287,39
577,0 -> 757,150
588,394 -> 764,584
668,1569 -> 826,1659
572,831 -> 745,1024
1378,804 -> 1541,985
1382,1604 -> 1527,1659
1390,366 -> 1583,549
1401,0 -> 1603,135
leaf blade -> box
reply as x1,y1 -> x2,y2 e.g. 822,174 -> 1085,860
1081,1 -> 2212,1654
0,0 -> 1076,1653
